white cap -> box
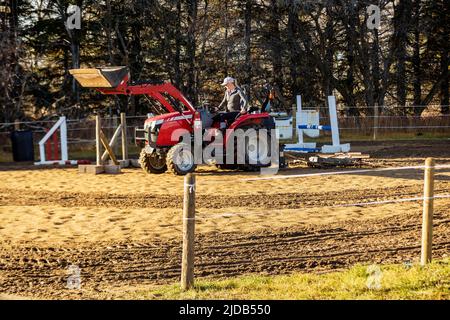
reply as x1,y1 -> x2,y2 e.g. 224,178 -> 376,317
221,76 -> 235,86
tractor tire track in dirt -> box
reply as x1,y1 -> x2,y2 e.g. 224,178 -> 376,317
1,211 -> 449,299
1,182 -> 449,210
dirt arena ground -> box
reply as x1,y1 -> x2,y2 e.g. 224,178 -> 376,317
0,140 -> 449,299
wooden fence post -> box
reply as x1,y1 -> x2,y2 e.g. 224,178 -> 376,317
96,115 -> 101,166
421,157 -> 435,265
181,173 -> 196,290
120,113 -> 128,161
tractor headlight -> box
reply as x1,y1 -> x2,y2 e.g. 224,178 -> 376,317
144,121 -> 152,131
144,120 -> 164,146
144,120 -> 163,132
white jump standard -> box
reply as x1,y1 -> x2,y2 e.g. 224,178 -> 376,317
34,116 -> 78,165
284,95 -> 350,154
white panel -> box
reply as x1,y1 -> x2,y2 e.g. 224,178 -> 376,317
274,118 -> 293,140
301,110 -> 320,138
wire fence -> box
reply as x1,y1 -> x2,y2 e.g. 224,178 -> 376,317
197,194 -> 450,220
337,116 -> 450,133
177,161 -> 450,289
0,116 -> 148,155
0,112 -> 449,156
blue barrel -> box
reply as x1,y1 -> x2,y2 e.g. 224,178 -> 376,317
10,130 -> 35,162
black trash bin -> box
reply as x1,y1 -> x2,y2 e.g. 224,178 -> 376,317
10,130 -> 35,162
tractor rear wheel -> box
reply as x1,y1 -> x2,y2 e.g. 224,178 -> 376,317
139,149 -> 167,174
244,128 -> 272,169
166,143 -> 197,175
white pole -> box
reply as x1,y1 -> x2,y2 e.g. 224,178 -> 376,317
39,117 -> 64,144
34,116 -> 78,165
37,117 -> 65,164
39,143 -> 46,163
296,95 -> 303,145
327,96 -> 340,147
60,116 -> 68,162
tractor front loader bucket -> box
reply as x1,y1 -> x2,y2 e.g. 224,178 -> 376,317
69,66 -> 129,88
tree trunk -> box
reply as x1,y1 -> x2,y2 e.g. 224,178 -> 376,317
412,0 -> 423,115
106,0 -> 114,65
440,2 -> 449,114
394,0 -> 412,113
186,0 -> 198,105
243,0 -> 252,96
64,1 -> 83,112
372,28 -> 381,111
174,0 -> 182,88
269,0 -> 283,92
2,0 -> 21,121
287,0 -> 299,100
224,1 -> 229,74
130,3 -> 143,81
323,5 -> 334,97
70,40 -> 80,109
344,2 -> 358,115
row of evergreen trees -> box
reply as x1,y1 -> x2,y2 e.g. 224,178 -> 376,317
0,0 -> 448,121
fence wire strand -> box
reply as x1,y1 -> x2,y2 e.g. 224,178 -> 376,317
195,194 -> 450,220
244,164 -> 450,181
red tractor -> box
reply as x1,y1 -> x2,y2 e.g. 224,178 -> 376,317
70,66 -> 278,175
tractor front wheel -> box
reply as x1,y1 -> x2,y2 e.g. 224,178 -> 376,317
166,143 -> 197,175
139,149 -> 167,174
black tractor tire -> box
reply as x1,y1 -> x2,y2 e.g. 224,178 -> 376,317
166,143 -> 197,175
139,149 -> 167,174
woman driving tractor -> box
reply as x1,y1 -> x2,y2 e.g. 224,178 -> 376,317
215,76 -> 249,127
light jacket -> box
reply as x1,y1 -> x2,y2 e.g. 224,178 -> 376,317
218,87 -> 248,113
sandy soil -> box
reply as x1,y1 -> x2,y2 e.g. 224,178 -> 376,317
0,140 -> 449,299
